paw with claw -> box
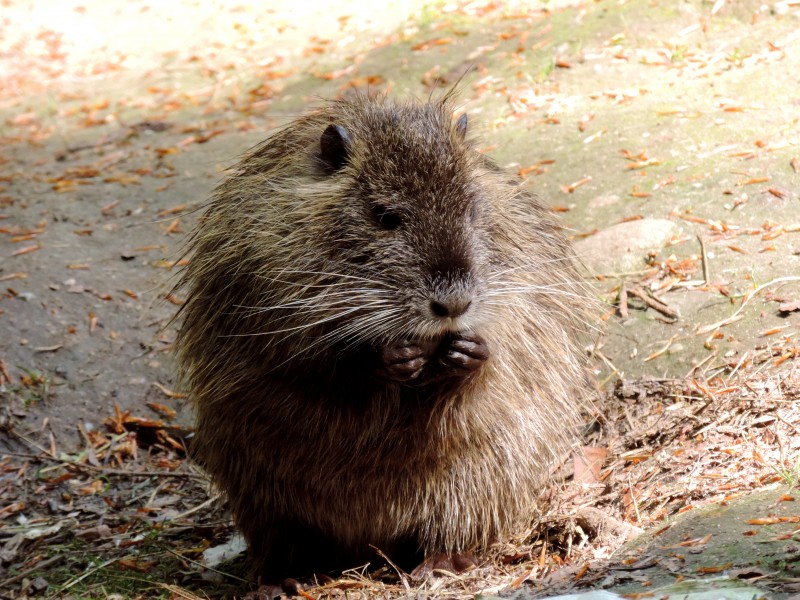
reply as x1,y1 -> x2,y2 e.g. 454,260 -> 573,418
377,341 -> 429,382
438,333 -> 489,376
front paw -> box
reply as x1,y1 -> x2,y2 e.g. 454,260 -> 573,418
439,333 -> 489,375
378,341 -> 428,382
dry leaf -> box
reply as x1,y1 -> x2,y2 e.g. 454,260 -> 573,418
78,479 -> 104,495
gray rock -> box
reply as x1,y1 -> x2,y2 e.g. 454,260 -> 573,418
574,219 -> 680,275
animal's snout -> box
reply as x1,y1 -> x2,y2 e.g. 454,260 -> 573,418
430,295 -> 472,319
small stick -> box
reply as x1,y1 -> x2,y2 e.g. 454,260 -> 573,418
170,494 -> 221,521
618,282 -> 629,319
0,555 -> 63,587
3,449 -> 205,481
370,545 -> 411,592
643,334 -> 678,362
628,475 -> 642,525
164,548 -> 250,583
698,276 -> 800,334
627,287 -> 679,321
698,234 -> 710,284
48,558 -> 119,598
686,351 -> 717,379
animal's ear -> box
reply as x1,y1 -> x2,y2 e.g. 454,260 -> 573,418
320,124 -> 351,172
455,113 -> 468,140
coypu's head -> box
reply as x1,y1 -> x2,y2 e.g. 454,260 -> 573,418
305,99 -> 493,349
180,97 -> 511,372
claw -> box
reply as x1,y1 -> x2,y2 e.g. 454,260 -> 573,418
411,553 -> 477,578
439,333 -> 489,374
378,341 -> 428,382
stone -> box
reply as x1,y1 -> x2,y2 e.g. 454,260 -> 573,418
574,219 -> 680,275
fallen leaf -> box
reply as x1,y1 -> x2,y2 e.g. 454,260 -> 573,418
560,176 -> 592,193
696,563 -> 733,574
573,562 -> 589,580
0,272 -> 27,281
767,187 -> 785,199
673,534 -> 712,548
0,501 -> 25,518
78,479 -> 104,495
153,381 -> 187,399
155,147 -> 179,156
758,324 -> 790,336
147,402 -> 178,419
77,524 -> 112,541
411,37 -> 453,51
103,174 -> 140,185
164,218 -> 182,235
12,244 -> 41,256
626,158 -> 661,170
117,558 -> 157,572
66,167 -> 99,179
738,176 -> 770,186
573,446 -> 607,483
746,516 -> 800,525
778,300 -> 800,313
313,65 -> 355,80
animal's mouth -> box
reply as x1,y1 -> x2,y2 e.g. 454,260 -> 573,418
413,335 -> 446,356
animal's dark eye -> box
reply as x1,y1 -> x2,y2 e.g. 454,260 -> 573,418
372,204 -> 401,230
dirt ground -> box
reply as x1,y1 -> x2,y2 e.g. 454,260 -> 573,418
1,0 -> 800,598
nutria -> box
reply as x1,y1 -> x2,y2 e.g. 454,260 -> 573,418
173,92 -> 593,579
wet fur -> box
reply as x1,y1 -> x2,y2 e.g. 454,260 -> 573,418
174,94 -> 592,578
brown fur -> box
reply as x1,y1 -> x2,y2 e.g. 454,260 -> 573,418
174,93 -> 593,578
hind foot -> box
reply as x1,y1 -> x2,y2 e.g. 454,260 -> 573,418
410,553 -> 477,578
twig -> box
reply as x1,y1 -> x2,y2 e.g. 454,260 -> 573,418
627,475 -> 642,525
48,557 -> 119,598
2,449 -> 205,481
685,351 -> 717,379
0,555 -> 63,587
729,350 -> 750,378
775,412 -> 800,436
158,584 -> 208,600
164,548 -> 249,583
55,137 -> 118,160
697,276 -> 800,334
626,287 -> 679,322
170,494 -> 221,521
643,334 -> 679,362
594,350 -> 623,386
698,234 -> 710,284
617,282 -> 629,319
593,268 -> 655,278
370,545 -> 411,592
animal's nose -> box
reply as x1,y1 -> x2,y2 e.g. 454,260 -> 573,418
430,296 -> 472,319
